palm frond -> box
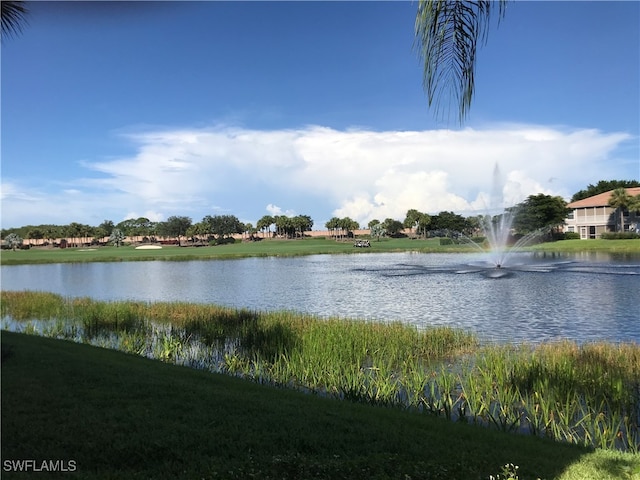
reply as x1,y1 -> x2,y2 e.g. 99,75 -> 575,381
414,0 -> 507,123
1,0 -> 28,41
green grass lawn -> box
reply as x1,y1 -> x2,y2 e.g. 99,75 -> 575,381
2,237 -> 639,265
527,238 -> 640,254
2,331 -> 639,480
0,237 -> 470,265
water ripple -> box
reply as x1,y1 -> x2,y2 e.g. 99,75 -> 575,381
1,252 -> 639,344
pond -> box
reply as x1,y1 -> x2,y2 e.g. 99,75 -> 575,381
1,251 -> 639,344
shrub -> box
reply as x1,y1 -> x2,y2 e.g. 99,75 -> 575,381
601,232 -> 640,240
210,237 -> 237,246
564,232 -> 581,240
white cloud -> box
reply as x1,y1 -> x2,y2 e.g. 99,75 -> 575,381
1,182 -> 44,203
266,204 -> 296,217
1,181 -> 101,227
1,124 -> 634,228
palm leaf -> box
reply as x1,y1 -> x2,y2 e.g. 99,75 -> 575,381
1,0 -> 28,41
414,0 -> 507,123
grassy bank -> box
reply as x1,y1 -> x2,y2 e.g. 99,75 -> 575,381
2,292 -> 639,456
3,237 -> 638,266
3,331 -> 640,480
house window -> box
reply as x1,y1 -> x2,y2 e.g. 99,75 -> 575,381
567,211 -> 574,219
567,226 -> 574,232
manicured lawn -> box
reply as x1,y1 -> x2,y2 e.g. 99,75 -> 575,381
528,238 -> 640,254
2,237 -> 639,266
2,332 -> 639,480
0,237 -> 472,265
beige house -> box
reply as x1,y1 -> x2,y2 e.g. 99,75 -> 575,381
564,187 -> 640,239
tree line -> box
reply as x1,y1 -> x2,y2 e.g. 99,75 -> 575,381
0,194 -> 571,247
3,182 -> 639,248
0,214 -> 317,248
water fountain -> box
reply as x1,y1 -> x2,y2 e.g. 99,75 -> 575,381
458,164 -> 549,278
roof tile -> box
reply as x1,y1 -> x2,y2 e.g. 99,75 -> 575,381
568,187 -> 640,208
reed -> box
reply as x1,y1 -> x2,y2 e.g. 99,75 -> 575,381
460,367 -> 487,424
118,330 -> 148,356
0,291 -> 66,320
399,357 -> 429,410
2,291 -> 639,453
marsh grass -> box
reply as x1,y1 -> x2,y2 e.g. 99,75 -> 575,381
2,290 -> 638,452
458,343 -> 640,452
0,290 -> 65,319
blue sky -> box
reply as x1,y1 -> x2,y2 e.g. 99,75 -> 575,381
2,1 -> 638,230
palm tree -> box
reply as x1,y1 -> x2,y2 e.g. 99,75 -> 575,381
2,1 -> 28,41
256,215 -> 274,239
404,209 -> 421,237
608,188 -> 632,232
44,226 -> 58,247
109,228 -> 125,248
27,228 -> 44,246
325,217 -> 340,240
414,0 -> 508,122
417,212 -> 432,238
243,222 -> 254,241
4,233 -> 23,251
370,223 -> 385,241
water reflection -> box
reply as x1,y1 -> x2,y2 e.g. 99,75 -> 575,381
1,252 -> 639,344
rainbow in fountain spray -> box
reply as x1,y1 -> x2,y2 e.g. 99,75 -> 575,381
475,213 -> 546,277
461,164 -> 548,278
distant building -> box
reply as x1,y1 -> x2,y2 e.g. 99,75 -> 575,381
564,187 -> 640,239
